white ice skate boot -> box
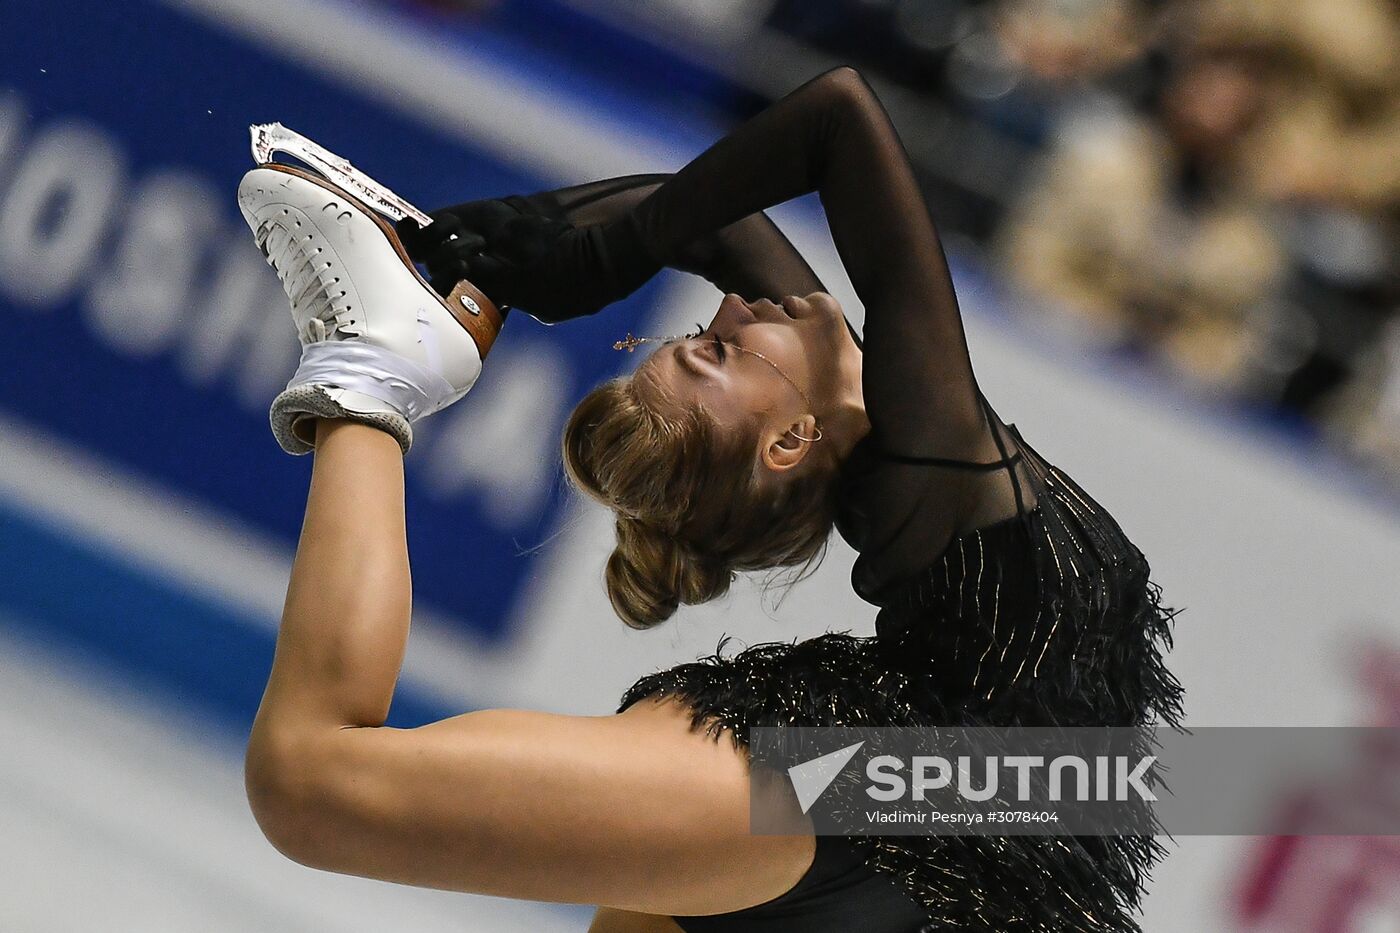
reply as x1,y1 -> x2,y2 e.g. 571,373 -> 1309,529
237,163 -> 504,454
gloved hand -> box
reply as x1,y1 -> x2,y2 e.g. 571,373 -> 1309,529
396,198 -> 514,289
395,197 -> 659,324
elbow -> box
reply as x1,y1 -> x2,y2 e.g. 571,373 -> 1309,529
244,731 -> 334,867
820,65 -> 876,105
807,66 -> 883,136
823,65 -> 866,88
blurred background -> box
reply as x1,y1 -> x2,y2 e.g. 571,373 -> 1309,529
1,0 -> 1397,930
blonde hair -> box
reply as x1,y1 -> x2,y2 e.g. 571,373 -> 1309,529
561,374 -> 840,629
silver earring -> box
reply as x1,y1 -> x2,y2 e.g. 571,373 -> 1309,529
790,425 -> 823,443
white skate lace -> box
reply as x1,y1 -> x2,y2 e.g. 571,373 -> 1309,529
253,214 -> 362,344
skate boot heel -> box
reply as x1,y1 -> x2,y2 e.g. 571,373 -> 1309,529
446,278 -> 506,359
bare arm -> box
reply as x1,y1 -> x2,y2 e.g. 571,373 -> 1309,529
244,420 -> 812,914
589,908 -> 685,932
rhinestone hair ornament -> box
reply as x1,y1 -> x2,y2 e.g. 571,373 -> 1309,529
613,329 -> 823,442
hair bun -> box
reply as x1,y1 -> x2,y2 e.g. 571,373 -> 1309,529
606,516 -> 734,630
562,375 -> 839,631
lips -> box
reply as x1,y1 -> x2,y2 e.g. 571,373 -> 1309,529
750,297 -> 788,321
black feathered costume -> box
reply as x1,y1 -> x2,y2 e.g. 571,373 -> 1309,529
408,66 -> 1184,932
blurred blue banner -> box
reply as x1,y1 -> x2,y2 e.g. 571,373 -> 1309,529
0,0 -> 667,646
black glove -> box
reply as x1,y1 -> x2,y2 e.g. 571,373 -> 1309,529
396,197 -> 660,324
395,199 -> 507,296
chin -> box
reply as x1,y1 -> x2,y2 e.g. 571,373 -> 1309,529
744,319 -> 808,363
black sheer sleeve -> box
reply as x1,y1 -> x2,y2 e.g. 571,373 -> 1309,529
525,175 -> 824,293
509,174 -> 864,348
608,69 -> 997,461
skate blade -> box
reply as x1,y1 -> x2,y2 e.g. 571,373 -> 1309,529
249,122 -> 434,228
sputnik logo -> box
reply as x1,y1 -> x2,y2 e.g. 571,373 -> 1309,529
788,741 -> 866,813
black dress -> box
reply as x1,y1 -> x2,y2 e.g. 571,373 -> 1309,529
434,66 -> 1183,932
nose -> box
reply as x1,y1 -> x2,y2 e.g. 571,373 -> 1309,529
716,292 -> 757,333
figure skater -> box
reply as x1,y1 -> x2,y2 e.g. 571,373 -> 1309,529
240,66 -> 1181,932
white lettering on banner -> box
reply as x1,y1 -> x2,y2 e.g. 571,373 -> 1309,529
178,236 -> 295,391
0,94 -> 299,408
84,172 -> 220,356
0,93 -> 25,181
233,291 -> 304,410
0,89 -> 583,524
423,342 -> 573,527
0,117 -> 123,306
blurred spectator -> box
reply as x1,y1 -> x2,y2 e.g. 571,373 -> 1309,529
967,0 -> 1159,144
993,0 -> 1147,86
995,7 -> 1287,391
1216,0 -> 1400,451
1353,320 -> 1400,487
996,0 -> 1399,463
